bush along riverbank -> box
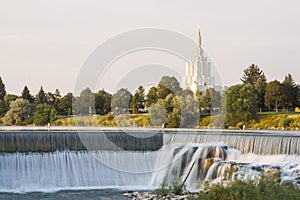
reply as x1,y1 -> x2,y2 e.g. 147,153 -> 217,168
124,166 -> 300,200
199,113 -> 300,130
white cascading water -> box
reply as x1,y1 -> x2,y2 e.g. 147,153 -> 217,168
1,132 -> 300,193
0,151 -> 157,193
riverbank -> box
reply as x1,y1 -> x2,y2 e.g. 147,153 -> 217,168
2,112 -> 300,131
199,113 -> 300,130
51,112 -> 300,131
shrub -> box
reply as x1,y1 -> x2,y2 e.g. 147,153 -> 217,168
155,181 -> 186,196
188,178 -> 300,200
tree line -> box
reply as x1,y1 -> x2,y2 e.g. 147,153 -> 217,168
225,64 -> 300,127
0,64 -> 299,127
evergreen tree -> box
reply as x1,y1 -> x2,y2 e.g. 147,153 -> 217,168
35,86 -> 46,104
0,77 -> 7,100
33,104 -> 52,125
282,74 -> 297,111
130,86 -> 145,113
21,86 -> 34,103
241,64 -> 263,85
146,86 -> 158,107
57,92 -> 74,115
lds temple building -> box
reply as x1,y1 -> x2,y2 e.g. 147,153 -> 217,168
185,25 -> 222,93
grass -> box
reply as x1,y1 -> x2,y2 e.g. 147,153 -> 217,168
187,178 -> 300,200
155,181 -> 186,196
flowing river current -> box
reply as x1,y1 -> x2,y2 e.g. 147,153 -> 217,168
1,129 -> 300,199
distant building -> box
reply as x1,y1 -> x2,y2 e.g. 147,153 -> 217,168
185,25 -> 222,93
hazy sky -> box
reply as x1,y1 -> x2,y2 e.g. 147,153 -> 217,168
1,0 -> 300,95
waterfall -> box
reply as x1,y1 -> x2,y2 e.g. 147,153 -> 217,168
1,130 -> 300,193
163,132 -> 300,154
0,150 -> 157,193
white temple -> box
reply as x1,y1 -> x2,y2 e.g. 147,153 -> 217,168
185,25 -> 215,93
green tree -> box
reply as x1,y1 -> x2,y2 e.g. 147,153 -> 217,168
282,74 -> 297,111
35,86 -> 46,104
3,98 -> 34,125
265,80 -> 283,112
130,86 -> 145,114
254,74 -> 267,112
111,88 -> 132,114
50,107 -> 57,123
200,88 -> 221,114
166,96 -> 181,128
95,89 -> 111,115
33,104 -> 52,125
146,86 -> 158,107
195,89 -> 203,112
241,64 -> 263,85
57,92 -> 74,115
0,94 -> 17,117
21,86 -> 34,103
177,89 -> 200,127
53,89 -> 61,110
73,88 -> 95,115
201,89 -> 212,114
0,77 -> 7,100
0,100 -> 7,117
157,76 -> 182,99
297,85 -> 300,108
225,84 -> 257,126
148,101 -> 167,126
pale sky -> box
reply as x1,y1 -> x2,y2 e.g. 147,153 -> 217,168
1,0 -> 300,95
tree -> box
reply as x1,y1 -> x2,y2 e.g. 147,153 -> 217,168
49,107 -> 57,123
148,101 -> 166,126
111,88 -> 132,114
3,98 -> 34,125
33,104 -> 52,125
177,89 -> 200,127
225,84 -> 257,126
200,88 -> 221,114
0,100 -> 7,117
21,86 -> 34,103
157,76 -> 182,99
73,88 -> 95,115
166,96 -> 181,128
201,89 -> 212,114
95,89 -> 111,115
130,86 -> 145,114
35,86 -> 46,104
0,94 -> 18,117
282,74 -> 297,111
57,92 -> 74,115
146,86 -> 158,107
45,92 -> 55,106
195,89 -> 203,112
52,89 -> 61,110
241,64 -> 263,85
0,77 -> 6,100
265,80 -> 283,112
254,74 -> 267,112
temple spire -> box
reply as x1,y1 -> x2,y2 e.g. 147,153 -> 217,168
196,24 -> 201,47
